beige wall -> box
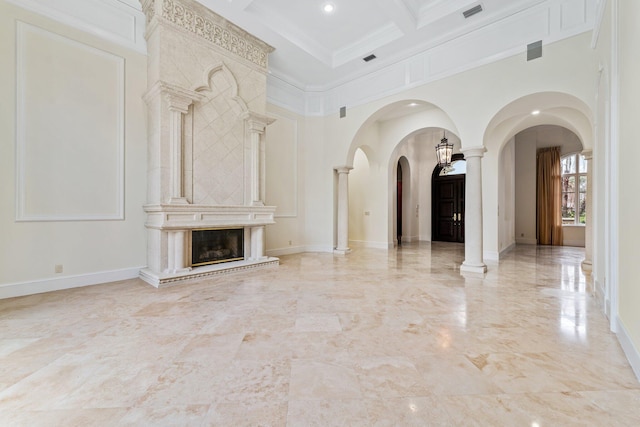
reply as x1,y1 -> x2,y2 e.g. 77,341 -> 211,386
265,103 -> 306,255
618,0 -> 640,362
0,2 -> 147,294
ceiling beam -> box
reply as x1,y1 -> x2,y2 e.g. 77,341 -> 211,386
375,0 -> 417,35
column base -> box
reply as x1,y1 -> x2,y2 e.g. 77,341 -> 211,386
334,248 -> 351,255
460,261 -> 487,274
581,260 -> 593,274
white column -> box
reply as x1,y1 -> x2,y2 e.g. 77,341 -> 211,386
460,147 -> 487,274
335,166 -> 353,254
165,91 -> 196,205
582,150 -> 593,274
251,226 -> 265,260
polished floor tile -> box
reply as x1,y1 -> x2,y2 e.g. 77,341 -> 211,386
0,243 -> 639,426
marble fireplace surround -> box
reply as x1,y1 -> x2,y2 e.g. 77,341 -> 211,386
139,0 -> 278,287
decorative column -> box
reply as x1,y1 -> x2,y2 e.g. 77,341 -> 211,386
166,230 -> 188,274
460,147 -> 487,274
581,149 -> 593,274
251,226 -> 265,260
165,89 -> 198,204
335,166 -> 353,254
143,81 -> 201,205
245,113 -> 275,206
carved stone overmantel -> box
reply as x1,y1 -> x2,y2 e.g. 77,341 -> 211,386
140,0 -> 273,71
139,0 -> 278,286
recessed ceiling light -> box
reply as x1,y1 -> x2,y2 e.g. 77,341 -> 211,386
322,2 -> 335,13
531,110 -> 540,115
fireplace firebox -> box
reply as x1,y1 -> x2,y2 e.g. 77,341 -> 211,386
191,228 -> 244,267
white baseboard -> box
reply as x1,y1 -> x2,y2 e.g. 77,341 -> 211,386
563,239 -> 585,247
0,267 -> 144,299
615,316 -> 640,381
484,251 -> 499,261
349,240 -> 392,249
516,238 -> 537,245
499,242 -> 516,259
303,244 -> 334,253
266,245 -> 305,257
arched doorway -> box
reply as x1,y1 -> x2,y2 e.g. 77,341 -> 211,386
432,154 -> 466,242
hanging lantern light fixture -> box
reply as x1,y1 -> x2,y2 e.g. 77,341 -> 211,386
435,130 -> 453,170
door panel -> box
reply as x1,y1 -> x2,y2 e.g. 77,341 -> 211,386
433,175 -> 465,243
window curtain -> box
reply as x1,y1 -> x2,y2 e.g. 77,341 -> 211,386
537,147 -> 563,245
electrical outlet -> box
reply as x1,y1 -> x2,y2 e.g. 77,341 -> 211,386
54,264 -> 63,274
288,240 -> 292,246
521,233 -> 524,237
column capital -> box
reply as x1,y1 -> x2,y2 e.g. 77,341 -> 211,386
581,149 -> 593,160
335,166 -> 353,174
243,111 -> 276,133
461,146 -> 487,158
143,81 -> 203,113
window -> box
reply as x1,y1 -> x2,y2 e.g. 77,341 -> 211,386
561,153 -> 587,225
439,159 -> 466,176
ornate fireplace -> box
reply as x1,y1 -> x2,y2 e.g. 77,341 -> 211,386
138,0 -> 278,286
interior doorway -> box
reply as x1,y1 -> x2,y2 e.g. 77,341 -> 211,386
432,154 -> 466,243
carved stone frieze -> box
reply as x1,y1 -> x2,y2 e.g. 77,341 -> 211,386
148,0 -> 272,69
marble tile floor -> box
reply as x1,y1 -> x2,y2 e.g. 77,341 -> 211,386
1,243 -> 639,426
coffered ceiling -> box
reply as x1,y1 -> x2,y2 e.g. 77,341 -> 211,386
197,0 -> 547,90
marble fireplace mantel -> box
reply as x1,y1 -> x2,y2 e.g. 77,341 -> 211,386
144,204 -> 276,230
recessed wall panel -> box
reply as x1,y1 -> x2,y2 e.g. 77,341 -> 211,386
16,22 -> 124,221
266,112 -> 298,217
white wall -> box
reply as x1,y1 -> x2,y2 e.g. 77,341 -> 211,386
617,0 -> 640,378
0,2 -> 148,297
514,125 -> 585,247
499,138 -> 516,254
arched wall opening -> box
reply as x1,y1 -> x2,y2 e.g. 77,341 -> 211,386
483,92 -> 594,260
386,129 -> 462,247
342,100 -> 460,248
343,100 -> 461,250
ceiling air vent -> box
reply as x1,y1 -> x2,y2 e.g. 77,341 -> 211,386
363,54 -> 377,62
463,4 -> 483,18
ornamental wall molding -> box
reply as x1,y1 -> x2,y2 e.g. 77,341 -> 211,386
141,0 -> 273,70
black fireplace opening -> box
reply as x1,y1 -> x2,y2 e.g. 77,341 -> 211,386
191,228 -> 244,267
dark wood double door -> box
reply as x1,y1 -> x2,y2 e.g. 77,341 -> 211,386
432,174 -> 465,243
